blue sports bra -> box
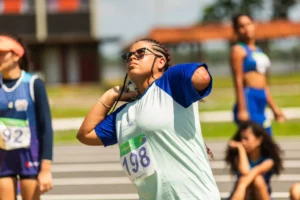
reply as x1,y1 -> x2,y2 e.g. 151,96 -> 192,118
239,43 -> 271,74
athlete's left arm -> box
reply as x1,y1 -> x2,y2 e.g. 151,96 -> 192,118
159,63 -> 212,108
239,159 -> 274,187
191,66 -> 211,93
33,78 -> 53,193
265,69 -> 285,122
34,78 -> 53,162
265,69 -> 278,111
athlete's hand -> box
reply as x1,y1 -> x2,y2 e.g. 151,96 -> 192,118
205,143 -> 214,159
237,110 -> 249,122
110,86 -> 139,102
229,140 -> 243,149
273,108 -> 285,123
37,161 -> 53,194
38,169 -> 53,193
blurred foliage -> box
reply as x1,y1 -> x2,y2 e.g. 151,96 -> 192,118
202,0 -> 263,22
272,0 -> 297,19
103,56 -> 122,67
169,48 -> 300,66
202,0 -> 297,22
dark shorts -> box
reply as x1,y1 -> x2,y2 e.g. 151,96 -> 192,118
233,87 -> 272,135
0,174 -> 37,179
0,147 -> 40,178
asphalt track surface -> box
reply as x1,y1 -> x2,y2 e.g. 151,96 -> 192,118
22,139 -> 300,200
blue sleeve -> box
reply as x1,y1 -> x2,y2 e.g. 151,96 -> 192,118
155,62 -> 213,108
94,104 -> 127,147
34,78 -> 53,161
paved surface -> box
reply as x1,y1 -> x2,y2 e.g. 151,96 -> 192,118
52,107 -> 300,131
19,139 -> 300,200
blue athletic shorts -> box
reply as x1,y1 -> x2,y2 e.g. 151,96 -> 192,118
233,87 -> 272,135
0,146 -> 40,178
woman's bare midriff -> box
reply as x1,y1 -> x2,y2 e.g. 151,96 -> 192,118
243,71 -> 267,89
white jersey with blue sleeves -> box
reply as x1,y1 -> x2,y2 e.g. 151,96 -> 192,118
95,63 -> 220,200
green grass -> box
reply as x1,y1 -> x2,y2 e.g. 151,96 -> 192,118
47,73 -> 300,118
54,129 -> 80,145
199,87 -> 300,111
51,107 -> 89,118
212,73 -> 300,88
201,120 -> 300,138
47,84 -> 105,97
54,120 -> 300,144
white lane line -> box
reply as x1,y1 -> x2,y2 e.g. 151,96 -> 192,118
52,174 -> 300,186
209,151 -> 300,159
215,174 -> 300,182
17,192 -> 290,200
53,177 -> 130,185
53,155 -> 120,163
210,160 -> 300,169
18,194 -> 139,200
51,160 -> 300,172
220,192 -> 289,198
52,163 -> 122,172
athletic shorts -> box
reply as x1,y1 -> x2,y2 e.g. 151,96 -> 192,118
0,148 -> 40,178
233,87 -> 272,135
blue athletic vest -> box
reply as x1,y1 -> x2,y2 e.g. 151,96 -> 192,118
0,71 -> 40,176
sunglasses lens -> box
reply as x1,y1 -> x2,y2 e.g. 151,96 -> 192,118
136,48 -> 146,59
121,48 -> 146,63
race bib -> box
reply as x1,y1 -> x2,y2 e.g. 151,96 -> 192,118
120,134 -> 157,182
0,118 -> 31,150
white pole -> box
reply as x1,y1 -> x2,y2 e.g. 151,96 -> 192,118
35,0 -> 47,41
90,0 -> 97,39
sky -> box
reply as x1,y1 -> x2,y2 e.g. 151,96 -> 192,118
96,0 -> 213,55
95,0 -> 300,56
97,0 -> 212,40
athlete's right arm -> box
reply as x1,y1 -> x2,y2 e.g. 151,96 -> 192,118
77,89 -> 118,146
229,140 -> 250,174
230,45 -> 248,121
77,87 -> 138,146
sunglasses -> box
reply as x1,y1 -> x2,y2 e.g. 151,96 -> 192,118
121,47 -> 162,63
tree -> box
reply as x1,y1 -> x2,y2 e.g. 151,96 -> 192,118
202,0 -> 263,22
272,0 -> 297,19
202,0 -> 297,22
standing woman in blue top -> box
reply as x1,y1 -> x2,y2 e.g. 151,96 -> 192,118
230,13 -> 285,135
225,121 -> 283,200
77,38 -> 220,199
0,35 -> 53,200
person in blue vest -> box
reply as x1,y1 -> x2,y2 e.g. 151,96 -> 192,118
0,35 -> 53,200
230,13 -> 285,135
225,121 -> 283,200
77,38 -> 220,199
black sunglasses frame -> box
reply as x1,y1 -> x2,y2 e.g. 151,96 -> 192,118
121,47 -> 162,63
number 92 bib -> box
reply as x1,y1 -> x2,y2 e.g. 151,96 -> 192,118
0,118 -> 31,150
120,133 -> 157,182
